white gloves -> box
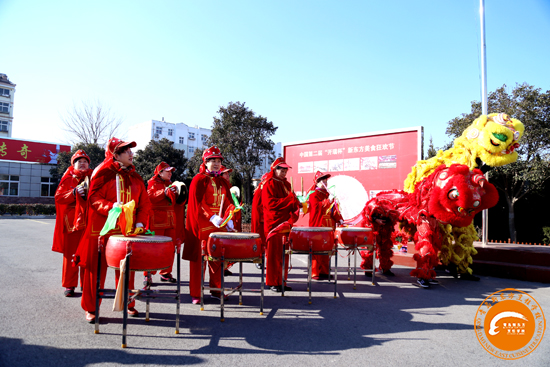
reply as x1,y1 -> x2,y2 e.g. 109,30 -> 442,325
165,186 -> 177,196
76,186 -> 86,197
210,214 -> 224,228
136,223 -> 144,228
338,220 -> 344,226
113,202 -> 122,209
226,220 -> 235,232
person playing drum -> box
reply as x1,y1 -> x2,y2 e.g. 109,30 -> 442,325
52,150 -> 93,297
182,146 -> 235,304
220,166 -> 241,276
307,171 -> 343,280
75,137 -> 151,323
143,162 -> 183,286
255,157 -> 301,292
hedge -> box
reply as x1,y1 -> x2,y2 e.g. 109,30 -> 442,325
0,203 -> 56,216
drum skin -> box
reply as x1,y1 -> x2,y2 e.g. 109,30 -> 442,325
105,235 -> 174,271
335,227 -> 374,247
207,232 -> 261,259
290,227 -> 334,252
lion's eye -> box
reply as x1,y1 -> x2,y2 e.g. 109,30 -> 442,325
448,189 -> 459,200
492,132 -> 508,142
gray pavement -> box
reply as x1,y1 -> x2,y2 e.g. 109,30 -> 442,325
0,218 -> 548,367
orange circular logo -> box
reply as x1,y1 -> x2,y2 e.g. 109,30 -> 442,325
475,288 -> 546,360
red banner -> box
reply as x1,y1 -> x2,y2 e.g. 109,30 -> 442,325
284,127 -> 422,222
0,137 -> 71,164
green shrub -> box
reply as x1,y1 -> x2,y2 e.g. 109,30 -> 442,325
543,227 -> 550,245
0,203 -> 56,216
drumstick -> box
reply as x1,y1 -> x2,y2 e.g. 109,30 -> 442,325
116,174 -> 121,204
290,177 -> 293,191
218,194 -> 225,216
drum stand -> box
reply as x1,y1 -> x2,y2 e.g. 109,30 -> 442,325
94,238 -> 181,348
337,238 -> 377,289
200,244 -> 265,322
282,238 -> 338,304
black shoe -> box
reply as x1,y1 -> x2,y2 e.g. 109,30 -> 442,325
270,286 -> 282,292
313,274 -> 333,280
382,269 -> 395,276
160,274 -> 177,283
364,271 -> 373,277
446,264 -> 459,279
64,288 -> 75,297
460,272 -> 480,281
224,269 -> 233,276
427,278 -> 439,285
415,278 -> 430,288
255,263 -> 264,270
283,285 -> 292,291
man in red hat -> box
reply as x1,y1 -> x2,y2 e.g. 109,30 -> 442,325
182,146 -> 235,304
52,150 -> 93,297
143,162 -> 186,286
307,171 -> 343,280
76,137 -> 151,323
255,157 -> 301,292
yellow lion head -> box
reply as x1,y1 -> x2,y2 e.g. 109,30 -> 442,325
454,113 -> 524,167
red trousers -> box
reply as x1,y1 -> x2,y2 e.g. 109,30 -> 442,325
61,231 -> 84,288
143,228 -> 175,277
312,254 -> 331,277
265,233 -> 289,286
81,249 -> 136,313
188,258 -> 222,298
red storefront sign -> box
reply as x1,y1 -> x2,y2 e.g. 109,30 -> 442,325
283,127 -> 422,222
0,137 -> 71,164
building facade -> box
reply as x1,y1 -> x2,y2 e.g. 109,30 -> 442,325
0,74 -> 15,138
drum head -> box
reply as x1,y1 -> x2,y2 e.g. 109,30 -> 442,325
209,232 -> 260,239
336,227 -> 372,232
109,234 -> 173,243
291,226 -> 333,232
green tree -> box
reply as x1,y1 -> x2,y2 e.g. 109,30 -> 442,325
208,101 -> 278,204
49,143 -> 105,183
133,138 -> 188,185
445,83 -> 550,241
426,136 -> 438,159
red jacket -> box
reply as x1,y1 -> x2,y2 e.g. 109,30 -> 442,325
182,165 -> 234,262
52,166 -> 92,254
261,176 -> 300,235
147,176 -> 176,230
308,188 -> 343,229
75,158 -> 151,269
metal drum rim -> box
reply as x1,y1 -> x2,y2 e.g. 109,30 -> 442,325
108,235 -> 173,243
335,227 -> 372,232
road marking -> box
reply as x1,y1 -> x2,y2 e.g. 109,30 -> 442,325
25,219 -> 49,225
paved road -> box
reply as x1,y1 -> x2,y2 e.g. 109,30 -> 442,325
0,218 -> 548,367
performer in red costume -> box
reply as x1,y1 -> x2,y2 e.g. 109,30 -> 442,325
251,171 -> 269,270
52,150 -> 92,297
256,157 -> 301,292
76,138 -> 151,323
143,162 -> 184,286
182,147 -> 235,304
307,171 -> 343,280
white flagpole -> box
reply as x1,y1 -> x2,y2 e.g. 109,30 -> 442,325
480,0 -> 489,245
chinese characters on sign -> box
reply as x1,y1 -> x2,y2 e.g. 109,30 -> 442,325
0,139 -> 70,163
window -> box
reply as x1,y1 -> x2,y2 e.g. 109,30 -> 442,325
0,88 -> 9,97
188,147 -> 194,153
0,102 -> 9,114
188,132 -> 195,140
0,120 -> 8,132
201,134 -> 208,143
179,137 -> 184,144
0,174 -> 19,196
168,128 -> 173,136
155,127 -> 162,135
41,177 -> 57,197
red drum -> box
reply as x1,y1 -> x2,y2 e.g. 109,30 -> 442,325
207,232 -> 262,259
105,235 -> 174,271
335,227 -> 374,247
290,227 -> 334,252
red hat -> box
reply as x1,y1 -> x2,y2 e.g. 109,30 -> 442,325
154,162 -> 175,176
271,157 -> 291,170
221,165 -> 233,174
71,150 -> 90,165
202,146 -> 223,162
107,137 -> 137,155
314,171 -> 331,183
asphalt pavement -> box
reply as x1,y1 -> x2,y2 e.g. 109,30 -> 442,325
0,218 -> 548,367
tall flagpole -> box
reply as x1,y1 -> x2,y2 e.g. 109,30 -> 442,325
480,0 -> 489,245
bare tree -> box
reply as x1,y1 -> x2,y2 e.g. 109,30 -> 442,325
61,100 -> 123,144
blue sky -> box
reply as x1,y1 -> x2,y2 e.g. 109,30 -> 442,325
1,0 -> 549,152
